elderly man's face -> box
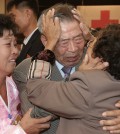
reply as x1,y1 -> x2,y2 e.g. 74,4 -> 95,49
54,20 -> 86,67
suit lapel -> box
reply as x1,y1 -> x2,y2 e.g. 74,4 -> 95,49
25,29 -> 40,51
51,59 -> 83,81
21,29 -> 40,57
51,64 -> 63,81
16,29 -> 40,64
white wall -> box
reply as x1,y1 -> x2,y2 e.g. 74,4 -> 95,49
0,0 -> 5,13
77,6 -> 120,28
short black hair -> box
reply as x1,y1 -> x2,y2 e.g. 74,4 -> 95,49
0,14 -> 17,37
7,0 -> 39,19
93,24 -> 120,80
105,24 -> 120,31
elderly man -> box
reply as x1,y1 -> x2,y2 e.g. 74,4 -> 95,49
13,3 -> 120,134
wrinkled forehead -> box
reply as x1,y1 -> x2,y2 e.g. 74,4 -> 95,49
60,20 -> 83,38
61,19 -> 82,31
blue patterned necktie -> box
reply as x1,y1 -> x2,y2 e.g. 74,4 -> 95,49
62,67 -> 72,81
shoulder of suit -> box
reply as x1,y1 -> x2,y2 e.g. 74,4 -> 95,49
14,58 -> 31,76
13,58 -> 32,83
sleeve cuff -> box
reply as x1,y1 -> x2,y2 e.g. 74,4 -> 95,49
27,59 -> 52,80
32,49 -> 55,65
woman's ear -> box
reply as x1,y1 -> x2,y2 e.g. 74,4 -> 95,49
40,34 -> 47,46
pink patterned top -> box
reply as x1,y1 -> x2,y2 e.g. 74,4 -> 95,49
0,76 -> 26,134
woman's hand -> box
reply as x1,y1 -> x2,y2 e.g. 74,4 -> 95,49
78,54 -> 108,71
79,38 -> 109,71
42,8 -> 61,51
71,8 -> 94,41
100,101 -> 120,133
20,108 -> 52,134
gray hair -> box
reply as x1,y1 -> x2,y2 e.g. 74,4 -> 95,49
37,14 -> 43,33
37,3 -> 75,33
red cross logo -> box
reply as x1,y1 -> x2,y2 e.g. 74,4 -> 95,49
91,10 -> 119,28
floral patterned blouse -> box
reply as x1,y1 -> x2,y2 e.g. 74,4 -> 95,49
0,76 -> 26,134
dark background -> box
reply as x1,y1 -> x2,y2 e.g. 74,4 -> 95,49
6,0 -> 120,14
38,0 -> 120,13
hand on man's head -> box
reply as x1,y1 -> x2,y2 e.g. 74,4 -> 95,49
42,8 -> 61,51
71,8 -> 93,41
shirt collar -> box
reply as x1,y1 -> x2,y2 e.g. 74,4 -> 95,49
23,27 -> 38,45
55,60 -> 75,77
55,60 -> 64,71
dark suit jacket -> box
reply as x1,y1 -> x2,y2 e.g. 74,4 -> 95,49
12,58 -> 81,134
16,29 -> 44,65
27,70 -> 120,134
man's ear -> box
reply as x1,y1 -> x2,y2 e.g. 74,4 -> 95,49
40,34 -> 47,46
24,8 -> 31,19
